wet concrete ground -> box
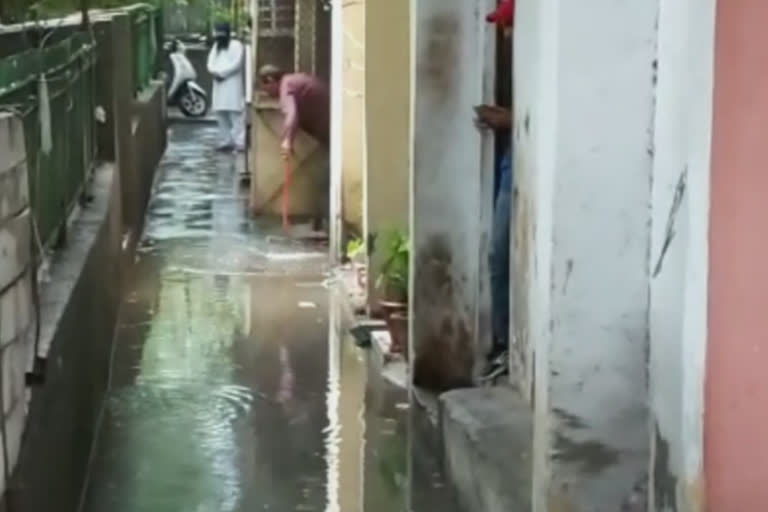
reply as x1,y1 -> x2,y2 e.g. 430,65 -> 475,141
80,123 -> 458,512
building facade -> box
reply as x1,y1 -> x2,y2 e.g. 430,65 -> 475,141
321,0 -> 768,508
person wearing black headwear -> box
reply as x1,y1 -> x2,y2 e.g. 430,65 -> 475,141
207,21 -> 245,151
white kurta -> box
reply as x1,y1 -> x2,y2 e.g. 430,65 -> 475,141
207,39 -> 245,112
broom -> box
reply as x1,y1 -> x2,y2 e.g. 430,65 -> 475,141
282,154 -> 292,231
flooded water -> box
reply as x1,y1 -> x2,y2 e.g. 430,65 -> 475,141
79,123 -> 458,512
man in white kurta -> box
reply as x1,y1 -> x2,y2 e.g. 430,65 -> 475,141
207,22 -> 245,151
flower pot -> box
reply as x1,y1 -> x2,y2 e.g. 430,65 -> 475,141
387,312 -> 409,360
384,282 -> 408,304
378,299 -> 407,321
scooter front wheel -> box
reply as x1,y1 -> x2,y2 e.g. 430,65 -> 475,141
178,88 -> 208,117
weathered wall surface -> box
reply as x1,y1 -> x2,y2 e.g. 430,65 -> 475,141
706,0 -> 768,508
131,81 -> 168,232
648,0 -> 715,510
340,0 -> 365,233
364,0 -> 410,304
10,163 -> 122,512
514,0 -> 656,509
111,13 -> 167,248
3,13 -> 166,511
0,114 -> 34,499
510,0 -> 551,401
410,0 -> 495,391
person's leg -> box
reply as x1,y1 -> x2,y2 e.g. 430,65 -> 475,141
230,110 -> 246,151
215,111 -> 234,150
489,153 -> 511,360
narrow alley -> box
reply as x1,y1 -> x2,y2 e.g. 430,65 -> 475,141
4,0 -> 768,509
77,122 -> 457,512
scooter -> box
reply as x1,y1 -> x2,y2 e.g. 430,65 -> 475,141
165,39 -> 208,117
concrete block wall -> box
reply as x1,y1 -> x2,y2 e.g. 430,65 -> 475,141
1,12 -> 166,512
0,114 -> 35,497
11,164 -> 123,512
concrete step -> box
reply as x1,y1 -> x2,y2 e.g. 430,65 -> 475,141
440,387 -> 533,512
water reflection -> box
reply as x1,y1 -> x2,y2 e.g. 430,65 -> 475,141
80,123 -> 458,512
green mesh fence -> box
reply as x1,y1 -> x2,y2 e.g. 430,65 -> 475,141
131,5 -> 161,93
0,32 -> 97,249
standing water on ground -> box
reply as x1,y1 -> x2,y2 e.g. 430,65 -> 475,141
80,123 -> 458,512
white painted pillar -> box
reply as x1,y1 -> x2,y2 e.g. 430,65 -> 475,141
647,0 -> 715,509
328,0 -> 344,261
513,0 -> 657,509
408,0 -> 495,391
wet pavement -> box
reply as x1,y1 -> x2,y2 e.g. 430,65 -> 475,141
80,123 -> 459,512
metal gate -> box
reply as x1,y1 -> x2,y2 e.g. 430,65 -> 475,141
248,0 -> 330,219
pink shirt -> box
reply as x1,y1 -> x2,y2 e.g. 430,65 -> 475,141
279,73 -> 330,148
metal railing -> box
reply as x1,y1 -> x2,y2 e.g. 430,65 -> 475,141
0,33 -> 98,250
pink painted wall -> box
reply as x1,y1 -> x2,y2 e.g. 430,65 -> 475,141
706,0 -> 768,508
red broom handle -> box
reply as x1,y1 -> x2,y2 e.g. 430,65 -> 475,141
282,155 -> 292,230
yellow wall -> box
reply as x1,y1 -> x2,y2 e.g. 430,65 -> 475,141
341,0 -> 366,232
364,0 -> 410,301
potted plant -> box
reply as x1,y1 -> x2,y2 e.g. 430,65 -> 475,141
375,230 -> 409,358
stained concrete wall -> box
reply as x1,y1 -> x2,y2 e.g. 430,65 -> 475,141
111,13 -> 167,246
647,0 -> 715,510
706,0 -> 768,508
340,0 -> 365,233
131,82 -> 168,233
509,0 -> 550,400
409,0 -> 495,391
0,114 -> 34,498
364,0 -> 410,305
513,0 -> 656,509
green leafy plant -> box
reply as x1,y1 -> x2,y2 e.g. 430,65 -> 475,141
345,237 -> 365,261
375,229 -> 409,301
207,0 -> 230,24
